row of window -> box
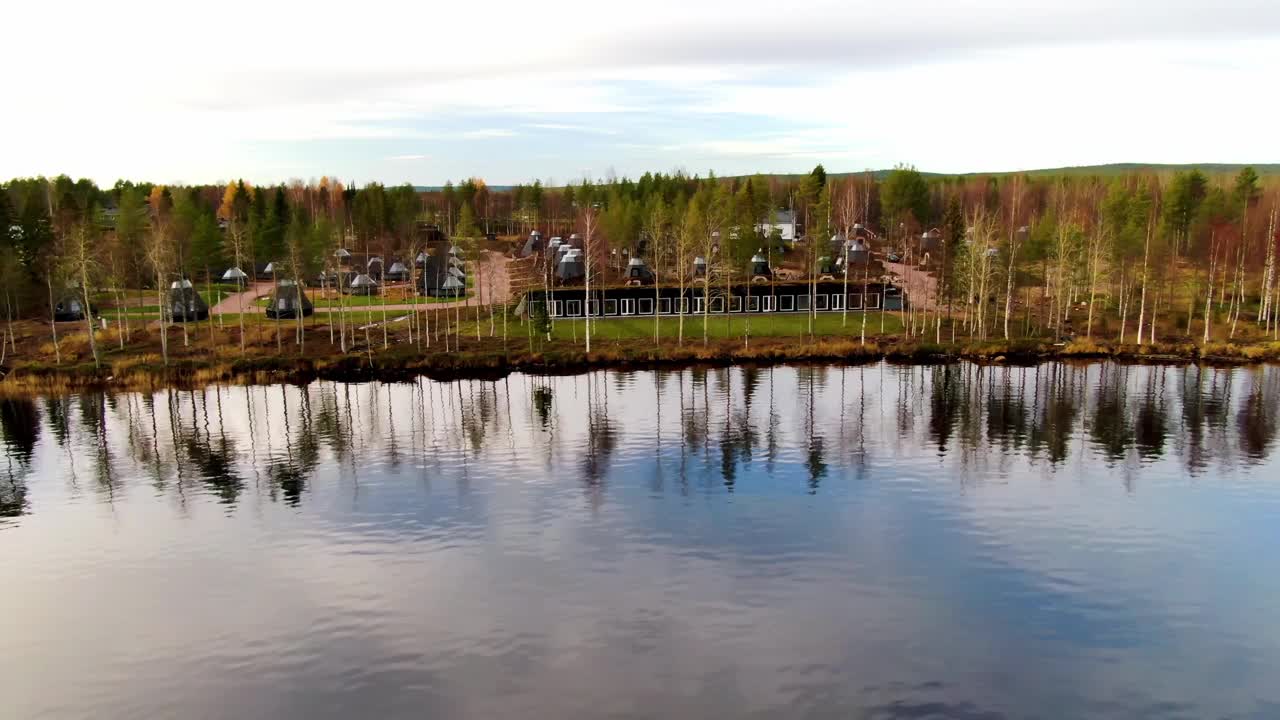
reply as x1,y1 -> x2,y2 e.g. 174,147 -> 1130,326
545,293 -> 883,318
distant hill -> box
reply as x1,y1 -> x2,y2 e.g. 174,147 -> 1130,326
414,185 -> 516,192
411,164 -> 1278,191
754,163 -> 1280,182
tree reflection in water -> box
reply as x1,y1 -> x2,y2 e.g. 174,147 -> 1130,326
1,362 -> 1276,517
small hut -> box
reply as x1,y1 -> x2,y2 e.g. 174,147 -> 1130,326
420,252 -> 464,297
567,233 -> 583,249
521,230 -> 544,257
346,273 -> 379,296
440,275 -> 465,298
557,249 -> 585,283
415,252 -> 429,269
750,250 -> 772,281
221,267 -> 249,286
625,257 -> 654,285
334,248 -> 352,265
53,293 -> 88,322
817,255 -> 837,277
366,257 -> 384,280
166,279 -> 209,322
693,256 -> 708,278
386,261 -> 409,281
847,238 -> 870,265
257,262 -> 275,280
920,229 -> 942,253
265,279 -> 314,319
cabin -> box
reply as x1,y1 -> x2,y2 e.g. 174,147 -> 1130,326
221,267 -> 249,286
421,253 -> 466,297
386,262 -> 409,282
556,249 -> 585,283
920,229 -> 942,254
750,251 -> 772,281
166,279 -> 209,322
265,279 -> 314,319
53,294 -> 89,322
346,274 -> 379,296
755,209 -> 799,242
625,257 -> 655,286
524,279 -> 902,319
521,230 -> 544,257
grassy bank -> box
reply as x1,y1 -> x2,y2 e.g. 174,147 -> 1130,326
2,310 -> 1278,395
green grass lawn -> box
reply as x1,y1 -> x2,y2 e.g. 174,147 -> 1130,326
547,311 -> 906,342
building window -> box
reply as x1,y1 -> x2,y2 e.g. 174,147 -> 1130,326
730,296 -> 743,312
549,300 -> 562,317
604,299 -> 618,315
639,298 -> 654,314
831,294 -> 844,310
566,299 -> 582,316
748,295 -> 760,311
779,295 -> 794,312
678,297 -> 689,314
848,294 -> 862,310
797,295 -> 810,311
587,299 -> 600,316
710,297 -> 725,312
660,298 -> 672,315
815,294 -> 828,310
867,293 -> 881,309
693,297 -> 705,313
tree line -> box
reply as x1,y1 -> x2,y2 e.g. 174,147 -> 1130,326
2,164 -> 1277,367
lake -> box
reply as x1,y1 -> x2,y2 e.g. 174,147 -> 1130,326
2,362 -> 1279,719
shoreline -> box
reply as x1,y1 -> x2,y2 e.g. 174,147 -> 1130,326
3,336 -> 1278,395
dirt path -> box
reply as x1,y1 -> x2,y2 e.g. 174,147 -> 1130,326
210,252 -> 512,316
211,282 -> 272,315
883,259 -> 938,311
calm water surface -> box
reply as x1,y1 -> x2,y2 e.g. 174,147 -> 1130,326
2,362 -> 1279,719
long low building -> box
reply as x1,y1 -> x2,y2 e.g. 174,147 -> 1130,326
523,280 -> 904,318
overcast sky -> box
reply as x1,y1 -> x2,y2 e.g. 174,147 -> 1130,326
3,0 -> 1277,186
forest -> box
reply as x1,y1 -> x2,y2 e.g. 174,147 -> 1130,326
1,163 -> 1277,380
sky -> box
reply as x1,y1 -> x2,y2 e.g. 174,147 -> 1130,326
3,0 -> 1278,187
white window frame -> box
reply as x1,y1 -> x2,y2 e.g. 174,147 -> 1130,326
604,299 -> 618,315
693,296 -> 705,313
831,294 -> 844,310
678,297 -> 690,314
710,297 -> 725,312
762,295 -> 775,312
779,295 -> 794,312
748,295 -> 760,311
848,294 -> 862,310
566,299 -> 582,316
587,299 -> 600,316
815,294 -> 828,311
639,298 -> 654,315
797,295 -> 810,311
620,298 -> 636,315
660,298 -> 672,314
866,292 -> 881,309
730,296 -> 743,312
549,300 -> 562,317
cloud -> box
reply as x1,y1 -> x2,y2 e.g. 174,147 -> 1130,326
388,154 -> 428,161
527,123 -> 620,136
461,128 -> 519,139
2,0 -> 1277,184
